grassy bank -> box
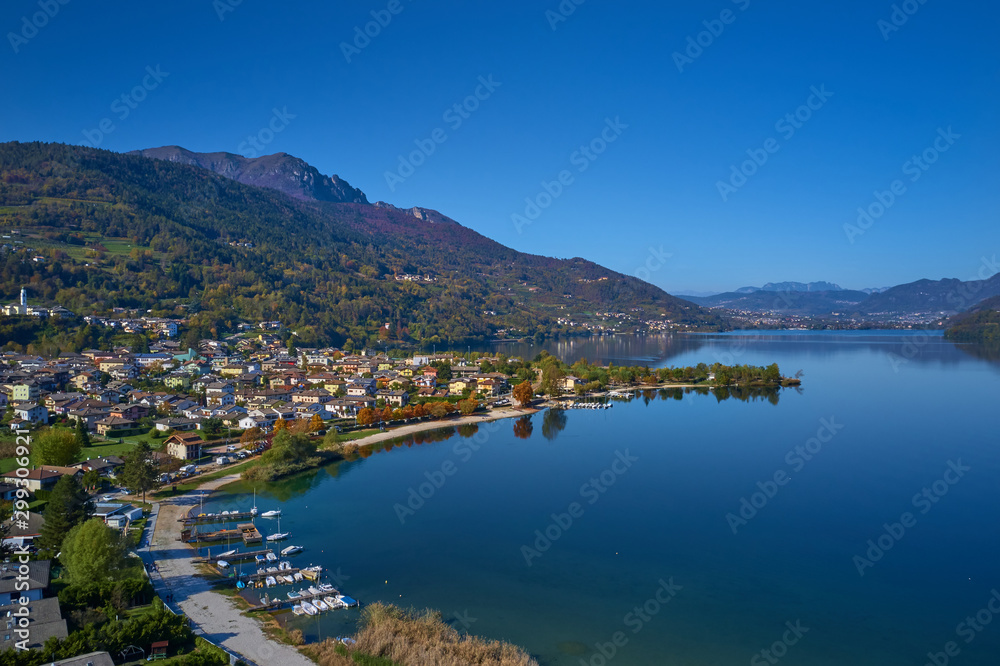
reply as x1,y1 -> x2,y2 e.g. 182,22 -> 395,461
304,603 -> 537,666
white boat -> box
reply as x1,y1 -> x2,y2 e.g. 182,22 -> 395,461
261,509 -> 281,518
281,545 -> 303,556
318,583 -> 335,592
217,549 -> 237,558
265,552 -> 278,561
265,576 -> 276,587
325,596 -> 346,609
278,560 -> 292,570
307,586 -> 322,596
337,595 -> 358,607
266,532 -> 290,542
293,572 -> 304,582
287,590 -> 302,599
216,560 -> 230,568
300,601 -> 318,616
282,575 -> 295,584
313,599 -> 329,611
292,604 -> 304,615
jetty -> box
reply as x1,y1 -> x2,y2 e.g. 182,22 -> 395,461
246,585 -> 356,611
193,548 -> 274,564
182,522 -> 262,544
181,510 -> 258,524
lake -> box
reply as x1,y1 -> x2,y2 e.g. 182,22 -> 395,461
203,332 -> 1000,665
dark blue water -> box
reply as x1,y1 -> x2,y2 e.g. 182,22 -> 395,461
205,332 -> 1000,665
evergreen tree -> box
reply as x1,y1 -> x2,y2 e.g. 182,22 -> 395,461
118,441 -> 161,502
39,475 -> 90,556
74,418 -> 91,448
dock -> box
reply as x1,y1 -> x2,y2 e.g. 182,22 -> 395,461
246,586 -> 355,611
184,522 -> 263,544
193,548 -> 274,564
181,511 -> 258,524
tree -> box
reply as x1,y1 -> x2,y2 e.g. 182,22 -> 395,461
322,428 -> 342,453
202,418 -> 223,437
38,475 -> 89,556
540,365 -> 565,397
309,413 -> 324,432
61,518 -> 129,584
74,418 -> 90,448
513,381 -> 534,407
428,402 -> 448,419
273,418 -> 288,432
81,468 -> 101,490
356,408 -> 374,426
458,398 -> 479,415
118,441 -> 161,502
33,428 -> 81,466
240,426 -> 262,448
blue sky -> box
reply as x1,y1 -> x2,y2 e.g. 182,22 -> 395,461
2,0 -> 997,293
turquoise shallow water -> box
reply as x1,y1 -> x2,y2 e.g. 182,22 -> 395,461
203,332 -> 1000,665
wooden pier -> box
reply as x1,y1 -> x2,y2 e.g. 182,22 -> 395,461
246,586 -> 345,611
181,511 -> 258,524
193,548 -> 274,564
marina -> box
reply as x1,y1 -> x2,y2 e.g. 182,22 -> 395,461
179,509 -> 259,524
181,522 -> 263,544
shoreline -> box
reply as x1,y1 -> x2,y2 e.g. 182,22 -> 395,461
338,405 -> 539,449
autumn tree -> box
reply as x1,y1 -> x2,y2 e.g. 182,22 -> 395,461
513,381 -> 534,407
428,402 -> 449,419
356,407 -> 375,426
309,413 -> 324,432
273,418 -> 288,432
240,426 -> 263,447
458,398 -> 479,415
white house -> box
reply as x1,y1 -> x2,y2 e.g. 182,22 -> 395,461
13,403 -> 48,425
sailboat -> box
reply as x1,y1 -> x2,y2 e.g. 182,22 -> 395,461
250,488 -> 259,516
265,517 -> 290,541
260,509 -> 281,518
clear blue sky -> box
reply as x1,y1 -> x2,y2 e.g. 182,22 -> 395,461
2,0 -> 997,293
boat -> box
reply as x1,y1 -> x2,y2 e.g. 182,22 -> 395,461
325,596 -> 345,609
216,560 -> 230,568
318,583 -> 335,592
265,552 -> 278,561
307,586 -> 322,596
292,604 -> 304,616
217,549 -> 237,558
281,545 -> 303,556
266,532 -> 290,542
313,599 -> 329,611
265,576 -> 276,587
260,509 -> 281,518
281,575 -> 294,584
250,489 -> 259,516
300,601 -> 318,616
337,595 -> 358,607
293,572 -> 304,582
255,555 -> 265,564
278,560 -> 292,570
287,590 -> 302,599
236,580 -> 245,589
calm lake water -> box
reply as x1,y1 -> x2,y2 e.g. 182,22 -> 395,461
204,332 -> 1000,665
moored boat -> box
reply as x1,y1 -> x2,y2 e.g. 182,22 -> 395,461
281,545 -> 303,556
301,601 -> 318,616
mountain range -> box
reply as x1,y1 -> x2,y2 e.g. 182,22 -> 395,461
0,142 -> 720,349
687,274 -> 1000,318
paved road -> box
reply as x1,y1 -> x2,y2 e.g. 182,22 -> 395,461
142,476 -> 314,666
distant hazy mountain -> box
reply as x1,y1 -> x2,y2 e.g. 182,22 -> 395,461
129,145 -> 369,204
689,274 -> 1000,318
734,281 -> 843,294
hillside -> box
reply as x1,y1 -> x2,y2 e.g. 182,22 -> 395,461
945,294 -> 1000,342
856,275 -> 1000,315
688,289 -> 869,315
0,142 -> 721,349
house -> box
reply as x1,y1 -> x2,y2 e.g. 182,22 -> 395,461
92,503 -> 143,528
94,416 -> 136,436
560,376 -> 585,391
0,597 -> 68,650
12,403 -> 48,425
10,381 -> 40,402
448,379 -> 472,396
68,406 -> 111,429
0,559 -> 51,604
69,456 -> 123,477
376,389 -> 409,407
291,390 -> 332,405
0,468 -> 62,492
1,511 -> 44,549
155,417 -> 199,432
164,433 -> 203,461
0,483 -> 19,501
109,403 -> 149,420
206,382 -> 236,407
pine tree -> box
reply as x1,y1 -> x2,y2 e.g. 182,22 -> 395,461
75,418 -> 91,448
38,475 -> 90,556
